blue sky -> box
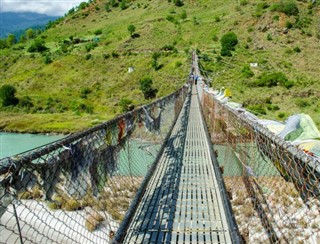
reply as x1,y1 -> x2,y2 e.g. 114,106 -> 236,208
1,0 -> 85,16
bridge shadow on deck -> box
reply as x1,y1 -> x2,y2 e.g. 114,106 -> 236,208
124,89 -> 192,243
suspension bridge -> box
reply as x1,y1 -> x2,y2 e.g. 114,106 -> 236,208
0,54 -> 319,243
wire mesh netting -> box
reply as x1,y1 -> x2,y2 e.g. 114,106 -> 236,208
198,78 -> 320,243
0,85 -> 188,244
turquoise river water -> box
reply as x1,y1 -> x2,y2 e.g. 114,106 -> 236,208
0,132 -> 65,159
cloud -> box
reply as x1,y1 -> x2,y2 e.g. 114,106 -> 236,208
1,0 -> 84,16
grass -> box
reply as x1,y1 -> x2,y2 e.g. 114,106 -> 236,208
1,0 -> 320,132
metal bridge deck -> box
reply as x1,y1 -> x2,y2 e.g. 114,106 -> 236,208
123,85 -> 232,243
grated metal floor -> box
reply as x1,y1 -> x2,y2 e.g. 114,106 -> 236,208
123,85 -> 232,243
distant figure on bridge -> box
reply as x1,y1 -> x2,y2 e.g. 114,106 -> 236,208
189,73 -> 194,84
194,75 -> 198,85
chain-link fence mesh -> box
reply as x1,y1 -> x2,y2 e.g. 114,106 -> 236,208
196,62 -> 320,242
0,85 -> 188,244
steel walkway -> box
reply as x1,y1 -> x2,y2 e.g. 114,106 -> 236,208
123,85 -> 233,243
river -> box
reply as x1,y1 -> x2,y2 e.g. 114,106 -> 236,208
0,132 -> 65,159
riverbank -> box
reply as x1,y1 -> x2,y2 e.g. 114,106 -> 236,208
0,112 -> 113,134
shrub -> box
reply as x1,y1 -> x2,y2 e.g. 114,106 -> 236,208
166,15 -> 175,22
80,87 -> 91,98
127,24 -> 136,37
0,84 -> 19,106
181,10 -> 187,19
267,33 -> 273,41
253,72 -> 290,88
94,29 -> 102,35
212,34 -> 218,41
120,0 -> 128,10
240,0 -> 248,6
175,61 -> 182,68
271,1 -> 299,16
216,55 -> 222,62
295,98 -> 310,108
161,44 -> 175,51
72,101 -> 93,114
273,15 -> 280,21
111,51 -> 119,58
220,32 -> 238,56
173,0 -> 184,7
28,39 -> 48,52
85,42 -> 97,52
257,2 -> 269,10
293,46 -> 301,53
286,21 -> 293,29
139,77 -> 157,99
220,46 -> 232,57
285,48 -> 293,54
201,54 -> 211,62
246,104 -> 267,115
119,98 -> 133,112
103,53 -> 110,59
152,58 -> 160,70
193,17 -> 200,25
295,16 -> 312,29
105,3 -> 111,11
109,0 -> 118,7
43,54 -> 52,64
221,32 -> 238,49
278,112 -> 286,119
241,65 -> 254,78
19,96 -> 33,109
152,52 -> 161,60
282,79 -> 294,88
267,104 -> 280,111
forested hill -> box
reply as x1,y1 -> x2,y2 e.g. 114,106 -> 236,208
0,0 -> 319,133
0,12 -> 58,38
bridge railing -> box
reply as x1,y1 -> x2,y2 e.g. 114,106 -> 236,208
0,85 -> 188,243
195,61 -> 320,242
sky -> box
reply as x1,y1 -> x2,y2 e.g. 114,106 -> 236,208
0,0 -> 85,16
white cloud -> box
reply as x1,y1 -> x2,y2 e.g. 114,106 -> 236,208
1,0 -> 85,16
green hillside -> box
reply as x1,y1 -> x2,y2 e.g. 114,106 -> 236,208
0,0 -> 319,133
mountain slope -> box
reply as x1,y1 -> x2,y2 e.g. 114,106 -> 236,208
0,0 -> 319,133
0,12 -> 59,38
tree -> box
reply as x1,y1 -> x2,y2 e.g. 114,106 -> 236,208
151,52 -> 162,70
26,28 -> 34,40
128,24 -> 136,37
28,39 -> 48,52
19,35 -> 26,43
78,2 -> 88,10
139,77 -> 158,99
0,84 -> 19,106
0,39 -> 7,49
7,34 -> 17,47
220,32 -> 238,56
